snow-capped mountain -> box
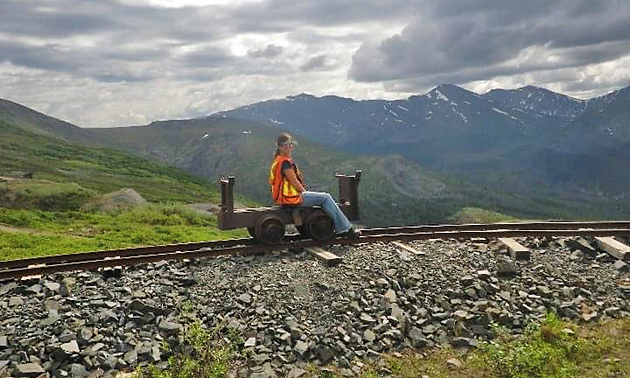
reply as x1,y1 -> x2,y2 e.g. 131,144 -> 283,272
483,85 -> 587,118
214,84 -> 560,150
213,83 -> 630,195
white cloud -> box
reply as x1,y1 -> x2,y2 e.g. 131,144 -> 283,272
0,0 -> 628,127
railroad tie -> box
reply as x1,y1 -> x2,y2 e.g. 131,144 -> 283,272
391,241 -> 425,256
306,247 -> 342,266
565,238 -> 598,257
21,264 -> 45,283
498,238 -> 530,260
101,257 -> 123,278
594,237 -> 630,261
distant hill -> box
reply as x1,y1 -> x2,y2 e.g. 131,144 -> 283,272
0,112 -> 223,207
0,99 -> 104,147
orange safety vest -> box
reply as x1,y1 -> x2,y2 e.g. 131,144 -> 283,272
269,155 -> 304,205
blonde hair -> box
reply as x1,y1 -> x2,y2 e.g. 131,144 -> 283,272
274,133 -> 293,157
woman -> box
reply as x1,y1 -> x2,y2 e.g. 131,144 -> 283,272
269,133 -> 361,238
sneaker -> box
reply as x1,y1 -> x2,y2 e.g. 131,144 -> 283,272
345,227 -> 362,240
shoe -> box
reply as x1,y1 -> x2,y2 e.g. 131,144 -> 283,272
344,227 -> 362,240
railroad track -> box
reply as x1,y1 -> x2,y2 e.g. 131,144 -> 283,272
1,221 -> 630,281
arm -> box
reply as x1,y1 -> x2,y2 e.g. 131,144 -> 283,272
284,167 -> 306,193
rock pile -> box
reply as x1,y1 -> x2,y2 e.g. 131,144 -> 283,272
87,188 -> 147,213
0,237 -> 628,377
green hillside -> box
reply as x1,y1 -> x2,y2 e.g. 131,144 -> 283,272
92,117 -> 612,226
0,99 -> 103,147
0,120 -> 221,204
0,118 -> 245,260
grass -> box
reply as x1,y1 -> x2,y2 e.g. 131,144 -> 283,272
299,314 -> 630,378
449,207 -> 521,224
0,119 -> 254,260
132,306 -> 244,378
118,312 -> 630,378
0,179 -> 96,211
0,204 -> 245,261
0,119 -> 228,205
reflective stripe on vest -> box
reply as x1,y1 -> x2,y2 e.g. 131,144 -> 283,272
269,156 -> 303,205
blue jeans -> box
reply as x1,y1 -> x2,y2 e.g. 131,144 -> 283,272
300,191 -> 352,234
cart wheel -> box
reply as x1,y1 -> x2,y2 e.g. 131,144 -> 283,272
247,227 -> 257,240
306,210 -> 335,242
255,214 -> 285,245
296,224 -> 310,238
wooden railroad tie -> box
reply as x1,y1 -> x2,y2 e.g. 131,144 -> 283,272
305,247 -> 342,266
565,238 -> 598,257
594,237 -> 630,261
498,238 -> 531,260
21,264 -> 45,283
392,241 -> 425,256
101,256 -> 123,278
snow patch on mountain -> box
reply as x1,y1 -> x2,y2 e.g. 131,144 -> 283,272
428,90 -> 449,102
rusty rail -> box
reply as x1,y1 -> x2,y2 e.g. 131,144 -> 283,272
362,221 -> 630,235
1,221 -> 629,281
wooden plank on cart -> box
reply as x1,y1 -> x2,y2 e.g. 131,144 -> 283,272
392,241 -> 425,255
594,237 -> 630,261
498,238 -> 531,260
306,247 -> 342,266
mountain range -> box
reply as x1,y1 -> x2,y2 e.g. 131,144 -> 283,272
2,83 -> 630,225
215,84 -> 630,196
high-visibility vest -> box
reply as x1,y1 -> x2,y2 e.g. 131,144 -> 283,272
269,156 -> 304,205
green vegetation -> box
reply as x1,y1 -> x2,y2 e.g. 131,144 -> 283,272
0,119 -> 223,204
304,314 -> 630,378
134,306 -> 243,378
93,117 -> 630,228
0,204 -> 245,261
449,207 -> 521,224
0,179 -> 96,211
125,313 -> 630,378
0,119 -> 251,260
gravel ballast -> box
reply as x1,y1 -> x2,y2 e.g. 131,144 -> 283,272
0,236 -> 629,377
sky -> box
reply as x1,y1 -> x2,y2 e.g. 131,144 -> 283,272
1,0 -> 629,127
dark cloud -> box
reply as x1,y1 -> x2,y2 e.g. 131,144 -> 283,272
0,0 -> 117,38
350,0 -> 630,88
230,0 -> 416,32
0,0 -> 410,86
0,39 -> 161,83
0,41 -> 83,72
101,46 -> 172,63
92,71 -> 155,83
0,0 -> 227,44
2,0 -> 629,127
247,44 -> 283,59
300,55 -> 328,71
180,47 -> 236,67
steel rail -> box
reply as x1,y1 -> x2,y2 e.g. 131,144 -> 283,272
362,221 -> 630,235
0,238 -> 258,271
1,226 -> 629,281
5,220 -> 617,270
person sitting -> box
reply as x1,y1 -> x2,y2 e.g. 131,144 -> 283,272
269,133 -> 361,239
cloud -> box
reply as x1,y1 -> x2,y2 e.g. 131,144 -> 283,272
247,44 -> 283,58
300,55 -> 328,71
1,0 -> 629,127
349,0 -> 630,90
